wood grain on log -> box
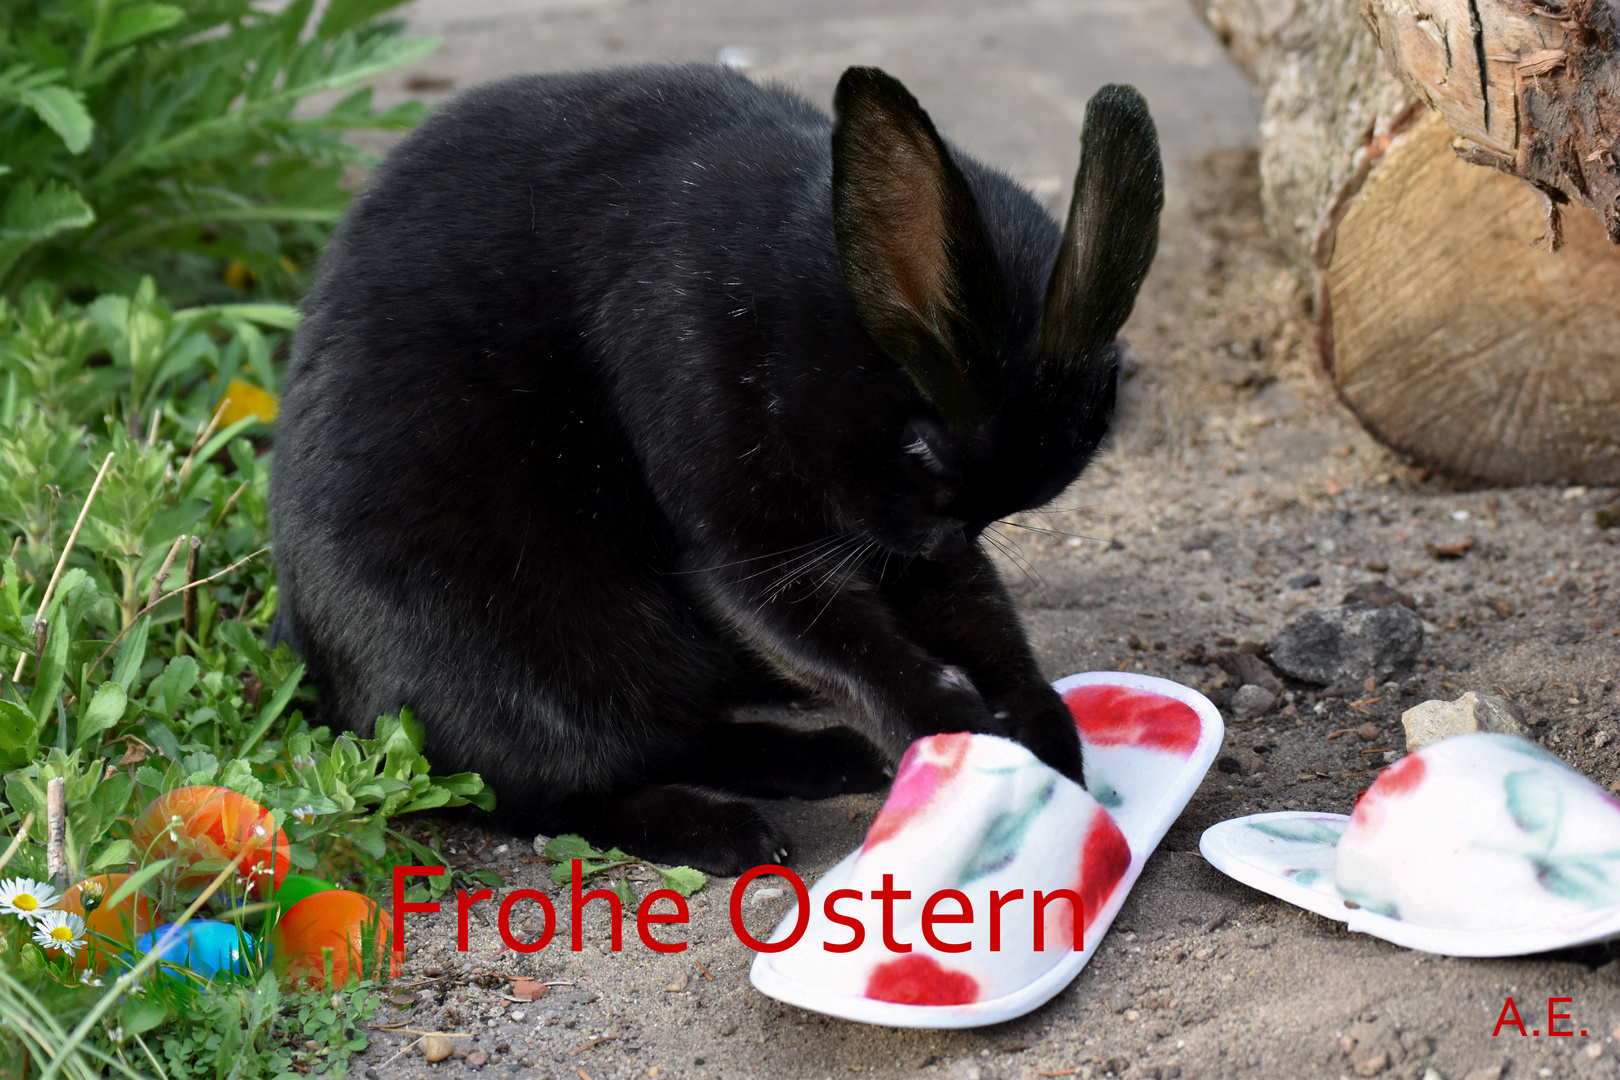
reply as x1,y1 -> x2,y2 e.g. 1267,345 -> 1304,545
1327,111 -> 1620,483
1362,0 -> 1620,245
1199,0 -> 1620,485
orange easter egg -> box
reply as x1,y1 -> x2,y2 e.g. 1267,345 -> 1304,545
271,890 -> 396,988
130,786 -> 290,898
62,873 -> 157,972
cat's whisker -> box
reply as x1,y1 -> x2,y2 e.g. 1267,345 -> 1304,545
803,539 -> 878,631
758,534 -> 863,603
981,529 -> 1046,592
994,519 -> 1108,543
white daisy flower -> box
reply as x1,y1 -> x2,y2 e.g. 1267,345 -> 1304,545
31,910 -> 86,957
0,878 -> 61,922
290,804 -> 316,824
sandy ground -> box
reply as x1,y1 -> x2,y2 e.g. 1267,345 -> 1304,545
341,3 -> 1620,1078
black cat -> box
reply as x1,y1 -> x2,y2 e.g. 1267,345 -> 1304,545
269,64 -> 1161,874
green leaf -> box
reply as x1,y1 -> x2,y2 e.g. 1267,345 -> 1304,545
0,180 -> 94,242
26,612 -> 70,726
7,85 -> 93,153
143,715 -> 182,762
613,877 -> 635,908
0,699 -> 40,767
111,616 -> 150,692
102,3 -> 185,50
238,661 -> 304,755
121,995 -> 169,1036
469,868 -> 503,888
657,866 -> 708,898
91,837 -> 135,869
318,0 -> 415,39
146,655 -> 199,716
77,681 -> 128,747
543,834 -> 601,861
104,857 -> 175,911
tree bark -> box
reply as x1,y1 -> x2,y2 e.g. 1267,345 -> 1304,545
1199,0 -> 1620,485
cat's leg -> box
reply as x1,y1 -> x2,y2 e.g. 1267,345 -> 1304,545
541,785 -> 790,875
874,544 -> 1083,782
661,722 -> 890,799
684,541 -> 1012,766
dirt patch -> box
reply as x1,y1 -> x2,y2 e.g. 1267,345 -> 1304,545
355,149 -> 1620,1080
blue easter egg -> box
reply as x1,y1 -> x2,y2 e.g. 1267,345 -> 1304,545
135,920 -> 263,980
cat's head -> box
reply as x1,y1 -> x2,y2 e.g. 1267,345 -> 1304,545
823,67 -> 1161,560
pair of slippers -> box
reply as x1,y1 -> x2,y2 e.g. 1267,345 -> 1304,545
749,674 -> 1620,1028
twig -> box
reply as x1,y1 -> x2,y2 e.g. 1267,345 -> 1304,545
1359,748 -> 1395,754
1348,696 -> 1383,715
182,536 -> 201,636
13,451 -> 114,681
177,399 -> 227,489
694,959 -> 713,981
577,1068 -> 596,1080
0,813 -> 36,874
85,547 -> 269,679
1324,728 -> 1355,740
147,535 -> 188,609
205,480 -> 250,544
45,778 -> 66,884
570,1035 -> 619,1055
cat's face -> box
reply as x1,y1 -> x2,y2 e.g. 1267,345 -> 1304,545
824,69 -> 1158,560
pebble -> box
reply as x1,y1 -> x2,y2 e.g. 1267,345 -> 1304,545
1231,684 -> 1278,718
420,1035 -> 455,1062
532,833 -> 551,856
1341,582 -> 1416,610
467,1050 -> 489,1068
1402,692 -> 1528,750
1270,602 -> 1423,686
750,887 -> 784,904
1356,723 -> 1380,742
510,979 -> 550,1001
1288,573 -> 1321,589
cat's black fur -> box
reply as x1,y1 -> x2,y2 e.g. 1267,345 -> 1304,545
269,65 -> 1162,874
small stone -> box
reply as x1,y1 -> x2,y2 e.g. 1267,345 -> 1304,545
1353,1049 -> 1389,1076
1356,723 -> 1380,742
1231,684 -> 1279,718
1402,692 -> 1529,750
1586,1042 -> 1604,1060
510,979 -> 549,1001
532,833 -> 552,857
389,992 -> 418,1007
1595,503 -> 1620,529
423,965 -> 443,977
1461,1069 -> 1503,1080
510,1010 -> 526,1022
666,972 -> 689,992
1214,651 -> 1283,694
1341,582 -> 1416,610
1270,603 -> 1423,686
420,1035 -> 454,1063
750,887 -> 784,904
1288,573 -> 1321,589
1425,537 -> 1475,559
467,1050 -> 489,1068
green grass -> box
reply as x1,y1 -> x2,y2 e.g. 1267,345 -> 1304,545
0,2 -> 516,1076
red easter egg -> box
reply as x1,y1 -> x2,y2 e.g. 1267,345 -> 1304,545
61,873 -> 157,972
130,786 -> 290,898
271,889 -> 396,988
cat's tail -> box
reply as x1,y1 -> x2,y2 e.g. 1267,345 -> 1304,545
1037,84 -> 1163,373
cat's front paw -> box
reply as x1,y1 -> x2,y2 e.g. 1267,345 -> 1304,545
908,665 -> 1005,741
798,726 -> 891,795
993,685 -> 1083,784
606,786 -> 792,876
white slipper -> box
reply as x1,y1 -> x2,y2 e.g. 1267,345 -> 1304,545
1199,732 -> 1620,956
748,672 -> 1224,1028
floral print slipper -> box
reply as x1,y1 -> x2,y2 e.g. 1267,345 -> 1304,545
748,672 -> 1225,1028
1199,732 -> 1620,956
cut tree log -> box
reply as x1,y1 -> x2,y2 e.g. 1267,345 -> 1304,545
1198,0 -> 1620,485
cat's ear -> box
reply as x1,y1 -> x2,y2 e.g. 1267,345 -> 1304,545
1037,85 -> 1162,388
831,66 -> 1006,435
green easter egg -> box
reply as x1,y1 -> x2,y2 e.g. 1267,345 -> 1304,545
272,874 -> 337,916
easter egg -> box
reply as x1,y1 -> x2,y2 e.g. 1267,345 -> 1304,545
135,920 -> 259,980
271,889 -> 395,988
271,873 -> 337,917
61,873 -> 157,972
130,786 -> 290,898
